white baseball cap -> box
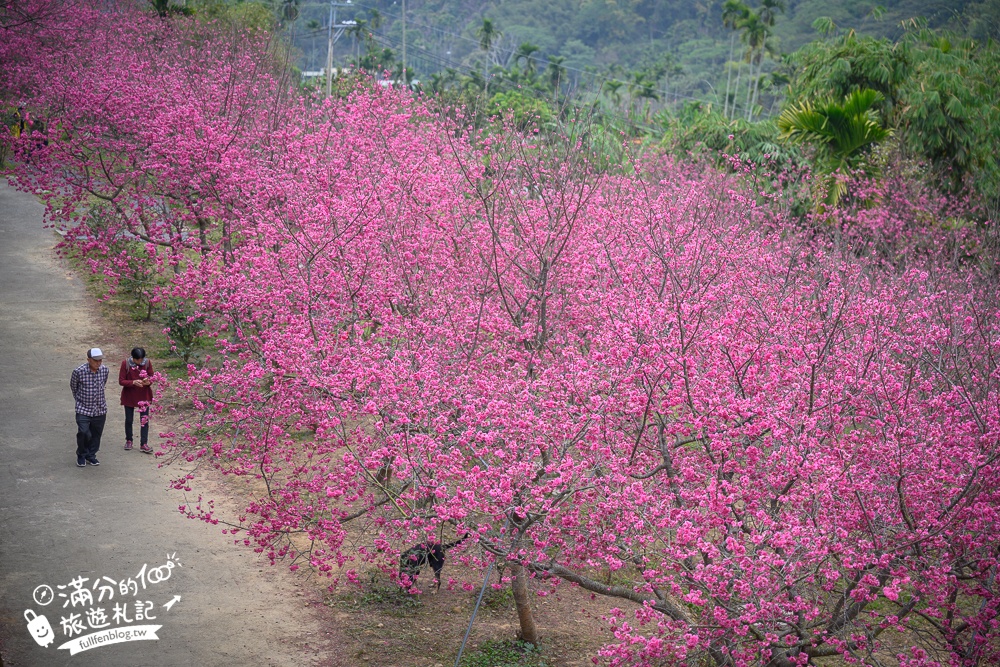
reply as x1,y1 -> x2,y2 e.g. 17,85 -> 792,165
88,348 -> 104,359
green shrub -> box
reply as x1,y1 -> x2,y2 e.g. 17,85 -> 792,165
460,639 -> 548,667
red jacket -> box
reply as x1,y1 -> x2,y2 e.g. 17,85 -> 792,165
119,358 -> 154,407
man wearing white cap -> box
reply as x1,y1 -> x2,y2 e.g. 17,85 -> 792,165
70,347 -> 109,467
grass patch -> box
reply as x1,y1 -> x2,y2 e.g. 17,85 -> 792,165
459,639 -> 549,667
480,584 -> 515,612
325,573 -> 423,616
156,348 -> 191,381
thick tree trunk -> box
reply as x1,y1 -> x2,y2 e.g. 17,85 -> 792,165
198,217 -> 208,257
510,564 -> 539,645
223,218 -> 232,266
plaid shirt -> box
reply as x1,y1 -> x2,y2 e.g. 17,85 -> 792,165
70,363 -> 109,416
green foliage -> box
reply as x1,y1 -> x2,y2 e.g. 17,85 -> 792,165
118,250 -> 164,322
785,23 -> 1000,213
778,88 -> 891,206
183,0 -> 277,29
476,18 -> 502,53
786,27 -> 911,124
514,42 -> 541,76
544,56 -> 567,94
480,584 -> 515,611
778,89 -> 890,163
459,639 -> 548,667
324,571 -> 422,614
487,90 -> 555,131
811,16 -> 837,36
896,30 -> 1000,205
149,0 -> 194,17
163,304 -> 206,364
659,102 -> 803,170
224,2 -> 276,31
290,0 -> 992,123
0,104 -> 22,166
574,120 -> 636,173
358,583 -> 421,611
358,46 -> 396,74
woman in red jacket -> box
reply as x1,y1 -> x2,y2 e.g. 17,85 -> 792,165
119,347 -> 155,453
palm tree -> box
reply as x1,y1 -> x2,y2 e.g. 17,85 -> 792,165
476,18 -> 502,58
439,68 -> 460,92
721,0 -> 750,120
475,18 -> 502,94
739,13 -> 770,121
749,0 -> 785,119
602,79 -> 625,111
514,41 -> 540,78
546,56 -> 566,96
812,16 -> 838,36
345,18 -> 366,62
777,88 -> 892,208
758,0 -> 786,28
462,69 -> 486,94
628,71 -> 660,122
354,9 -> 383,69
280,0 -> 299,23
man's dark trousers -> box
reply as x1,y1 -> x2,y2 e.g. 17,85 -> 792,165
75,412 -> 106,460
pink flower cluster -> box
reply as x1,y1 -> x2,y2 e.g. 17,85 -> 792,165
3,3 -> 999,665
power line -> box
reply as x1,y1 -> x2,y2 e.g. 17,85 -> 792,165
288,2 -> 766,119
334,1 -> 759,112
365,31 -> 753,124
364,31 -> 666,136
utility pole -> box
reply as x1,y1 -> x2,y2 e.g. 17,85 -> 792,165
325,2 -> 335,96
401,0 -> 407,87
325,0 -> 354,97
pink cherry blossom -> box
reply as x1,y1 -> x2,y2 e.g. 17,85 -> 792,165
3,3 -> 999,665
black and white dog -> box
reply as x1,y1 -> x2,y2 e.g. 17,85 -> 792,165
398,534 -> 468,591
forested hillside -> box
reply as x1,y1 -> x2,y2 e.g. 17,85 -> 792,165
289,0 -> 997,111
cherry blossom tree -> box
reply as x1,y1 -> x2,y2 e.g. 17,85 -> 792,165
3,3 -> 999,665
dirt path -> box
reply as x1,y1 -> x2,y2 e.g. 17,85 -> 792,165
0,180 -> 338,667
